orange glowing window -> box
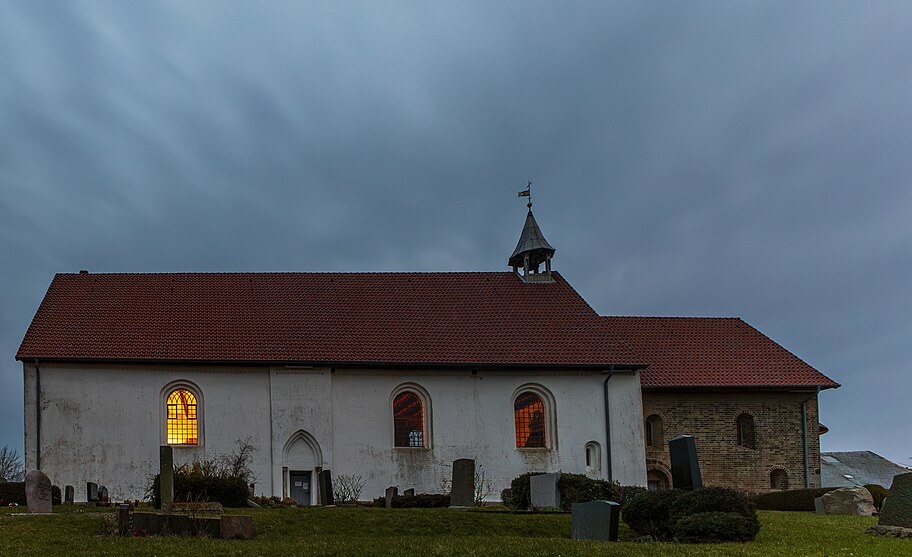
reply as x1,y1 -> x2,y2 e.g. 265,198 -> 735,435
393,391 -> 424,447
167,389 -> 198,445
514,392 -> 546,448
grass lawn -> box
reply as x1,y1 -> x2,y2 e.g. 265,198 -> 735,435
0,506 -> 905,556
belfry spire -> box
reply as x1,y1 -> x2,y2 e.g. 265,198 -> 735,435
509,182 -> 555,283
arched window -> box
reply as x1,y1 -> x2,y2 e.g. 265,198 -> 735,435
585,441 -> 601,472
770,469 -> 789,490
393,391 -> 425,447
166,388 -> 199,445
736,413 -> 756,449
645,414 -> 664,448
647,469 -> 669,491
514,392 -> 547,448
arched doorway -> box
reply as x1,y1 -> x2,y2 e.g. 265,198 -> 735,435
647,469 -> 670,491
283,430 -> 323,506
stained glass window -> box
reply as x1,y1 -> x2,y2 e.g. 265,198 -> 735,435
393,391 -> 424,447
514,392 -> 546,448
167,389 -> 198,445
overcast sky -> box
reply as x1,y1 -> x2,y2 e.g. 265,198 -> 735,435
2,1 -> 910,470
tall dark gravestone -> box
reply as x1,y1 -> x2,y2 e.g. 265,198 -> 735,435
319,469 -> 334,506
571,500 -> 620,541
86,482 -> 99,503
450,459 -> 475,507
64,485 -> 74,505
668,434 -> 702,490
160,445 -> 174,509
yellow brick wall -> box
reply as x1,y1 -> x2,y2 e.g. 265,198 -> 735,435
642,390 -> 821,493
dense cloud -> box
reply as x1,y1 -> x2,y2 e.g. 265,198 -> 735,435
2,1 -> 910,467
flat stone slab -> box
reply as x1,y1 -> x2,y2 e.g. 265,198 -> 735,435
867,525 -> 912,538
571,500 -> 620,541
170,501 -> 224,514
880,472 -> 912,528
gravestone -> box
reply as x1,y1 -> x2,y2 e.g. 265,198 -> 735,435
385,486 -> 398,508
821,487 -> 876,516
530,473 -> 561,509
814,496 -> 825,515
64,485 -> 74,505
319,470 -> 334,506
879,472 -> 912,528
87,481 -> 99,503
160,445 -> 174,509
668,434 -> 702,490
571,500 -> 620,541
117,504 -> 133,536
25,470 -> 53,513
99,485 -> 109,503
403,488 -> 415,497
450,459 -> 475,507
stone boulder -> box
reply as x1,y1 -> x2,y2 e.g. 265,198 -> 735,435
821,487 -> 876,516
879,472 -> 912,528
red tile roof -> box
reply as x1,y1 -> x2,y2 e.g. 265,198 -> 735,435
603,316 -> 839,389
16,272 -> 640,368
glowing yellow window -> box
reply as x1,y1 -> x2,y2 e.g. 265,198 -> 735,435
166,389 -> 198,445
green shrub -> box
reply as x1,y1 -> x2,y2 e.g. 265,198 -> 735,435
149,469 -> 249,508
673,511 -> 761,543
557,473 -> 614,511
750,488 -> 835,511
864,484 -> 889,511
622,489 -> 687,540
670,486 -> 756,521
503,472 -> 646,511
502,472 -> 542,510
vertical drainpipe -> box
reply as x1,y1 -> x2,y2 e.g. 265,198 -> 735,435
603,366 -> 615,483
801,386 -> 820,489
34,359 -> 41,471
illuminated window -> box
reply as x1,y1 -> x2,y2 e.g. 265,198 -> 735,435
167,389 -> 199,445
514,392 -> 547,448
736,413 -> 756,449
393,391 -> 425,447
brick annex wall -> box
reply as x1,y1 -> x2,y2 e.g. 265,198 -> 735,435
642,390 -> 821,493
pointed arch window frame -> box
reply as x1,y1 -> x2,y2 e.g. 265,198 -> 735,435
391,383 -> 433,449
161,380 -> 204,447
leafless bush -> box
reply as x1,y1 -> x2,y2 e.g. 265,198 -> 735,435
333,474 -> 366,503
0,446 -> 24,482
474,465 -> 493,506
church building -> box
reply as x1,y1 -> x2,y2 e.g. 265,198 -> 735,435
15,208 -> 837,502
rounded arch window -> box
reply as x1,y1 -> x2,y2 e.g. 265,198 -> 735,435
585,441 -> 601,471
513,386 -> 555,449
645,414 -> 664,448
736,413 -> 756,449
770,469 -> 789,490
393,391 -> 425,447
165,387 -> 200,445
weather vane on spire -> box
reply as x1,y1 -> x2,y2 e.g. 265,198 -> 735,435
517,180 -> 532,209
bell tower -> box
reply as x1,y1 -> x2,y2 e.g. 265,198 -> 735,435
508,183 -> 555,283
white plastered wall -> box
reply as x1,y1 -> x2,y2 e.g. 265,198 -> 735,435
23,362 -> 647,501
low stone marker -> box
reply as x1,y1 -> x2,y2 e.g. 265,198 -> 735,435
385,486 -> 398,508
669,434 -> 702,490
450,459 -> 475,507
87,481 -> 99,503
879,472 -> 912,528
530,473 -> 561,509
25,470 -> 53,513
99,485 -> 109,503
160,445 -> 174,509
814,496 -> 825,515
319,469 -> 334,506
821,487 -> 876,516
571,500 -> 620,541
403,488 -> 415,497
64,485 -> 74,505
